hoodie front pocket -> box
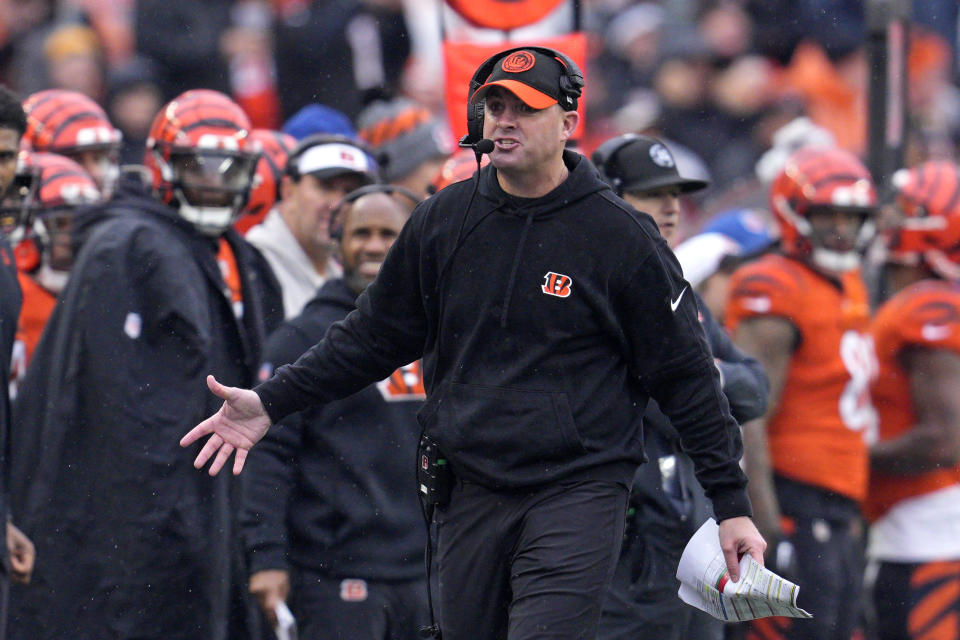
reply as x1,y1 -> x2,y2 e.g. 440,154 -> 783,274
440,382 -> 586,478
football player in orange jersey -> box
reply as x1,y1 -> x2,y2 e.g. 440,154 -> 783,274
21,89 -> 121,199
725,147 -> 878,640
867,160 -> 960,640
6,152 -> 100,397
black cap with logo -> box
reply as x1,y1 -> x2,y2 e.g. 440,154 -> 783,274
471,49 -> 573,110
592,134 -> 709,195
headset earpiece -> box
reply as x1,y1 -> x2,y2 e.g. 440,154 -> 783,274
464,99 -> 487,148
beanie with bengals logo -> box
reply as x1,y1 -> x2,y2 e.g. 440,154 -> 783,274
357,98 -> 455,183
471,49 -> 574,110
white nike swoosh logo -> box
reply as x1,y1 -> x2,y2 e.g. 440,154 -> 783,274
670,286 -> 687,312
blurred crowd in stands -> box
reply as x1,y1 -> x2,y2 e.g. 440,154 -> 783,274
0,0 -> 957,237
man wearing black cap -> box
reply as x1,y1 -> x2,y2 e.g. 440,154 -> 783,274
182,47 -> 765,640
593,134 -> 769,640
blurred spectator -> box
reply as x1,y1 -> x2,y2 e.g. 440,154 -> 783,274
697,1 -> 753,66
588,2 -> 666,116
105,56 -> 163,166
0,0 -> 56,92
221,0 -> 281,130
242,186 -> 428,640
653,25 -> 760,192
272,0 -> 410,121
43,24 -> 106,103
357,97 -> 455,197
246,135 -> 378,319
781,39 -> 868,154
135,0 -> 232,101
911,0 -> 958,66
59,0 -> 135,68
673,208 -> 777,322
282,103 -> 357,141
905,27 -> 960,165
746,0 -> 865,66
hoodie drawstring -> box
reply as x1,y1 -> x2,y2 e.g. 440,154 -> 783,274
500,210 -> 535,328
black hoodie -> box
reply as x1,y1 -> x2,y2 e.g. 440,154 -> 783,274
241,278 -> 425,580
255,151 -> 751,520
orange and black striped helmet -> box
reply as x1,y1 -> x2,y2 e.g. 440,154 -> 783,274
23,89 -> 121,155
770,147 -> 877,270
10,151 -> 100,273
145,90 -> 259,235
23,90 -> 121,196
236,128 -> 297,234
28,151 -> 100,210
888,160 -> 960,280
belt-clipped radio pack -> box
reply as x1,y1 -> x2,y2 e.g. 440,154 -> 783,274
418,433 -> 453,508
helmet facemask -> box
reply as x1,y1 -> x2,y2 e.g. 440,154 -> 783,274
804,204 -> 876,273
155,147 -> 259,236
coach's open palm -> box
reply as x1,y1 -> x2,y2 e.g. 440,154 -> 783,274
180,375 -> 272,475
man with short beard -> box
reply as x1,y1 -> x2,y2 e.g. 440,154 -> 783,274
241,186 -> 426,640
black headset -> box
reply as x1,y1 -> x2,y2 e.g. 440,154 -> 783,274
329,183 -> 422,242
462,45 -> 584,147
285,134 -> 381,180
590,133 -> 640,196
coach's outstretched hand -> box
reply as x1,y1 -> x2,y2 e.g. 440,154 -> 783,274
180,375 -> 272,475
718,516 -> 767,582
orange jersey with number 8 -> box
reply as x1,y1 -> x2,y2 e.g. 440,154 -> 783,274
726,254 -> 875,502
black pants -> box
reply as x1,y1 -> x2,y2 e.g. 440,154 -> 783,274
599,429 -> 722,640
746,477 -> 864,640
434,478 -> 629,640
289,568 -> 429,640
0,571 -> 7,640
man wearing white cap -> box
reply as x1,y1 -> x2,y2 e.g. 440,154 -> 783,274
247,135 -> 379,318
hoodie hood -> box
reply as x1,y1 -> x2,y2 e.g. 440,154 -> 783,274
71,175 -> 182,256
301,278 -> 357,317
477,150 -> 611,218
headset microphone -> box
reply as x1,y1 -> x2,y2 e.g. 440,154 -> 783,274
458,136 -> 494,155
